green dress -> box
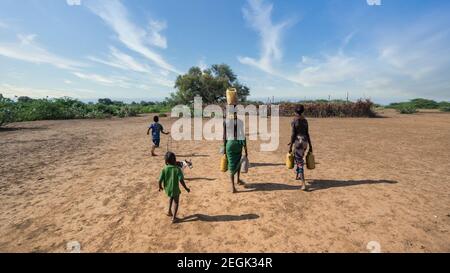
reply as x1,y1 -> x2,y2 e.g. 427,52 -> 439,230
159,165 -> 184,197
226,140 -> 246,175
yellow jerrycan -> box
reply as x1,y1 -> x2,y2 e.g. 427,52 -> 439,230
226,88 -> 238,105
306,151 -> 315,170
286,153 -> 294,169
220,154 -> 228,172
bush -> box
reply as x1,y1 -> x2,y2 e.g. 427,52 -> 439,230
387,98 -> 446,110
116,106 -> 137,118
0,94 -> 15,126
409,98 -> 439,109
439,105 -> 450,112
398,106 -> 417,114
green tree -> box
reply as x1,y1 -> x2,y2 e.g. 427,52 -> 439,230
0,94 -> 15,127
98,98 -> 113,105
17,96 -> 34,103
169,64 -> 250,105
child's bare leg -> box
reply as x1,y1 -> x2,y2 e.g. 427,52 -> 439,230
300,167 -> 307,191
167,198 -> 173,216
301,179 -> 307,191
172,196 -> 180,223
230,173 -> 237,193
151,145 -> 157,156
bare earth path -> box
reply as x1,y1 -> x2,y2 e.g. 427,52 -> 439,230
0,110 -> 449,252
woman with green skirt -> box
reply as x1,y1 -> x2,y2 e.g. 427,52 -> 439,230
223,112 -> 248,193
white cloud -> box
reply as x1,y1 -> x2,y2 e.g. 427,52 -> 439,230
86,0 -> 178,73
88,46 -> 150,73
378,28 -> 450,80
87,46 -> 174,88
72,70 -> 173,89
66,0 -> 82,6
147,20 -> 167,49
72,72 -> 121,85
238,0 -> 293,74
291,53 -> 362,87
0,34 -> 85,70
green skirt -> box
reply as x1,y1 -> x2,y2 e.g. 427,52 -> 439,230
226,140 -> 245,175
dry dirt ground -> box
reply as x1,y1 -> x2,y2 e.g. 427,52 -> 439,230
0,109 -> 449,252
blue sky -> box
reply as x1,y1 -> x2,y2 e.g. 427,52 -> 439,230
0,0 -> 449,103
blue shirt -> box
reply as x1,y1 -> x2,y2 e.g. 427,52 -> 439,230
149,123 -> 163,140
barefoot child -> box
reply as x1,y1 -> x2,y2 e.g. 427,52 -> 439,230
147,115 -> 169,156
158,152 -> 190,223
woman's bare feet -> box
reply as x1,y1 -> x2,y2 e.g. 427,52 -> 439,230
237,180 -> 245,186
172,217 -> 180,223
167,211 -> 173,217
232,187 -> 237,193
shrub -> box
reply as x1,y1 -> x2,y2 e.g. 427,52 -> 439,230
116,106 -> 137,118
439,105 -> 450,112
0,94 -> 15,126
398,106 -> 417,114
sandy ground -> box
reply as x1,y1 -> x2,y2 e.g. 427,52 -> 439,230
0,109 -> 449,253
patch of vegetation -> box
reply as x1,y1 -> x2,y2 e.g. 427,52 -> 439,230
398,106 -> 418,114
0,94 -> 15,127
387,98 -> 450,113
0,95 -> 170,125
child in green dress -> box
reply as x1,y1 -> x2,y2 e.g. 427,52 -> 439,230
158,152 -> 190,223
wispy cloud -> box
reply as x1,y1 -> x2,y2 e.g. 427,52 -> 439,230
72,70 -> 173,89
88,46 -> 150,73
87,46 -> 174,88
0,34 -> 85,70
291,53 -> 362,87
72,72 -> 118,85
378,22 -> 450,80
147,20 -> 167,49
86,0 -> 178,74
66,0 -> 82,6
238,0 -> 293,74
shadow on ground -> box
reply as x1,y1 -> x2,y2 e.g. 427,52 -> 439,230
179,214 -> 259,223
241,179 -> 398,192
185,177 -> 216,181
0,126 -> 48,132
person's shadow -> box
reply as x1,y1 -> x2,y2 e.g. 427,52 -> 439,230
242,179 -> 397,192
178,214 -> 259,223
307,179 -> 397,191
185,177 -> 216,181
250,163 -> 285,168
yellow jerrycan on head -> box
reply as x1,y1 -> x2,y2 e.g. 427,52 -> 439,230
226,88 -> 238,105
286,153 -> 294,169
220,154 -> 228,172
306,151 -> 315,170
